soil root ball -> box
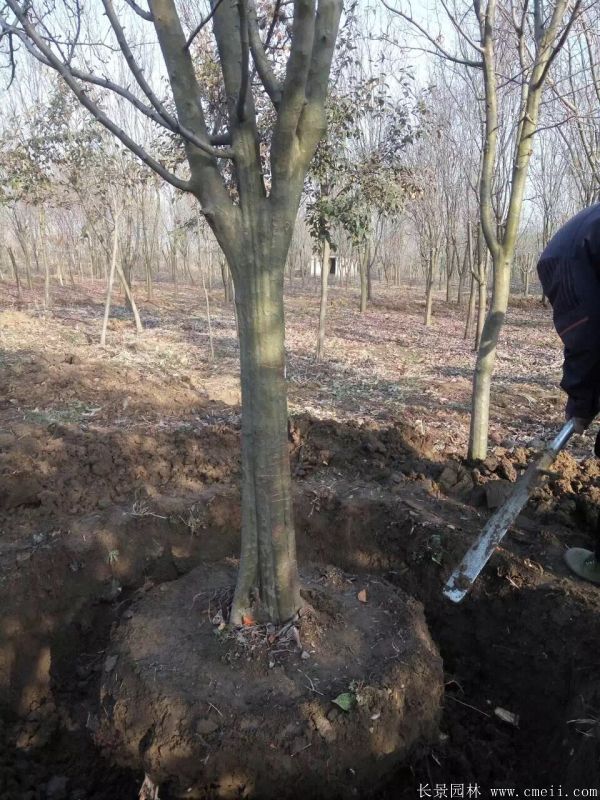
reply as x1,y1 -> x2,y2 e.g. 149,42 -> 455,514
96,565 -> 443,799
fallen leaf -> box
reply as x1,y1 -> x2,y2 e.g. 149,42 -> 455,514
357,589 -> 367,603
242,614 -> 255,626
332,692 -> 356,712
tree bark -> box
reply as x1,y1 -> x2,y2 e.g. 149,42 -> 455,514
230,262 -> 301,626
469,253 -> 510,460
316,238 -> 330,361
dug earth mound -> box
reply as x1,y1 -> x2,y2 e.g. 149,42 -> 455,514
93,565 -> 443,799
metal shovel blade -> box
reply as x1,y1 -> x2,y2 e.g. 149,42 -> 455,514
443,419 -> 577,603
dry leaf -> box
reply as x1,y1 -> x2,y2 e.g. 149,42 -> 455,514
357,589 -> 367,603
494,707 -> 520,727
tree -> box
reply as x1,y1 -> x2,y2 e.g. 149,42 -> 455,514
1,0 -> 342,624
387,0 -> 587,460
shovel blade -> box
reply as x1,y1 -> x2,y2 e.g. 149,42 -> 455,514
443,419 -> 577,603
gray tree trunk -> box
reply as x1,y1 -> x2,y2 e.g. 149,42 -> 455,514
230,261 -> 301,626
316,238 -> 330,361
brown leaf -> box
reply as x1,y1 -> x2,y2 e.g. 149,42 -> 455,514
357,589 -> 367,603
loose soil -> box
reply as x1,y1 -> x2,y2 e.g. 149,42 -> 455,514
1,280 -> 600,799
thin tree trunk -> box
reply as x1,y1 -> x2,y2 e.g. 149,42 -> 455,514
424,279 -> 433,326
366,241 -> 372,302
230,263 -> 301,626
316,238 -> 330,361
172,246 -> 178,298
8,247 -> 22,299
469,252 -> 510,460
67,253 -> 76,287
359,246 -> 368,313
145,257 -> 153,301
474,244 -> 489,351
464,272 -> 476,339
221,259 -> 233,303
40,210 -> 51,310
116,261 -> 143,333
101,210 -> 119,347
201,267 -> 214,360
424,248 -> 437,326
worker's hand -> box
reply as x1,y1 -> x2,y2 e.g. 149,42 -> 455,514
568,416 -> 593,434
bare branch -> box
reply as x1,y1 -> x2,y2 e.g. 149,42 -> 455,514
0,25 -> 17,87
3,17 -> 233,159
2,1 -> 193,192
101,0 -> 166,116
236,0 -> 250,121
276,0 -> 317,136
382,1 -> 484,69
247,0 -> 282,105
184,0 -> 225,51
439,0 -> 484,54
535,0 -> 584,89
123,0 -> 153,21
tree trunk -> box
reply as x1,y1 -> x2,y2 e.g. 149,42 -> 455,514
316,238 -> 330,361
366,241 -> 372,302
221,259 -> 233,303
101,211 -> 119,347
230,262 -> 301,626
8,247 -> 22,299
171,246 -> 178,298
424,275 -> 433,326
121,261 -> 135,312
40,209 -> 51,310
201,267 -> 214,361
145,257 -> 153,301
464,272 -> 476,340
359,246 -> 368,313
468,252 -> 510,460
474,246 -> 489,351
424,248 -> 437,326
116,261 -> 143,333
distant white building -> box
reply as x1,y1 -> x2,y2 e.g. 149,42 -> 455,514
309,247 -> 359,278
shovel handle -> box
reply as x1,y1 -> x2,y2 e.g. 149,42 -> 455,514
550,418 -> 577,453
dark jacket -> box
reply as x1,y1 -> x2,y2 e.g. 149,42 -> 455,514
537,203 -> 600,420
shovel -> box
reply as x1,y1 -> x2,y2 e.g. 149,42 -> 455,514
443,418 -> 577,603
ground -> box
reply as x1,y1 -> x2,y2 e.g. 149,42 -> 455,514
1,277 -> 599,799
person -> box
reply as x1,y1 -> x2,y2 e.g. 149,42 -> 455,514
537,202 -> 600,584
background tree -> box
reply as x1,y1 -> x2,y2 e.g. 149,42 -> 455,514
387,0 -> 588,460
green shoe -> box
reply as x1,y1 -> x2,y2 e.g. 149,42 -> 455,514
564,548 -> 600,585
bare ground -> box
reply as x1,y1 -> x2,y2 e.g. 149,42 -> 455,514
1,277 -> 599,799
